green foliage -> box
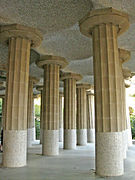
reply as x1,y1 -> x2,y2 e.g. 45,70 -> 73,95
35,104 -> 40,118
130,114 -> 135,139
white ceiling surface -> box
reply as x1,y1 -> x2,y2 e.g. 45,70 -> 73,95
0,0 -> 135,85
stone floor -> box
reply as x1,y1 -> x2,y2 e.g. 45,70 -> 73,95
0,142 -> 135,180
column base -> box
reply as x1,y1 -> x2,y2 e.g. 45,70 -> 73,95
27,127 -> 35,147
87,128 -> 95,143
64,129 -> 76,149
3,130 -> 27,167
42,130 -> 59,156
96,132 -> 123,176
77,129 -> 87,146
59,128 -> 63,142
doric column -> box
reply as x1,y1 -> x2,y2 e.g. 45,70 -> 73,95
87,90 -> 95,143
76,84 -> 90,146
27,77 -> 38,147
36,55 -> 68,155
122,67 -> 132,147
119,49 -> 131,159
61,73 -> 82,149
0,24 -> 42,167
79,8 -> 129,176
0,94 -> 5,131
36,86 -> 43,144
59,92 -> 63,142
125,85 -> 132,147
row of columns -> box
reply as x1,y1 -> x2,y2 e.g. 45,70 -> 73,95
0,7 -> 133,177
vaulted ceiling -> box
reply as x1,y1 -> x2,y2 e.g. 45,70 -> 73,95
0,0 -> 135,86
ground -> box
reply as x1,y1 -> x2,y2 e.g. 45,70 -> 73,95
0,143 -> 135,180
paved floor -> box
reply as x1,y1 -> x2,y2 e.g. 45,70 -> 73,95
0,143 -> 135,180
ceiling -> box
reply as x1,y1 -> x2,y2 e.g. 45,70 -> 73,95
0,0 -> 135,86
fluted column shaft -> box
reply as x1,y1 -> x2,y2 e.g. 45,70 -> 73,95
87,92 -> 95,143
59,93 -> 63,142
64,79 -> 76,149
121,74 -> 127,159
126,88 -> 132,146
93,23 -> 124,175
43,64 -> 59,155
76,86 -> 87,145
3,37 -> 30,167
93,24 -> 122,132
27,78 -> 35,147
40,90 -> 43,144
1,97 -> 5,130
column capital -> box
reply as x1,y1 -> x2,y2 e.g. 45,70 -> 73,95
36,55 -> 68,69
76,83 -> 91,90
119,48 -> 131,64
60,72 -> 82,81
0,24 -> 43,47
36,85 -> 43,92
79,7 -> 129,38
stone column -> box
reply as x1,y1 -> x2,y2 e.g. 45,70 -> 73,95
122,67 -> 132,148
61,73 -> 82,149
125,86 -> 132,147
0,95 -> 5,131
119,49 -> 131,159
36,86 -> 43,144
87,90 -> 95,143
27,77 -> 38,147
36,55 -> 68,155
79,8 -> 129,176
76,84 -> 90,146
0,24 -> 42,167
59,92 -> 63,142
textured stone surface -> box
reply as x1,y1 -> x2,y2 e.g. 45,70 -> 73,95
64,129 -> 76,149
77,129 -> 87,146
0,2 -> 135,85
96,132 -> 123,176
61,73 -> 80,149
27,128 -> 36,147
42,130 -> 59,156
59,93 -> 63,142
80,9 -> 129,132
122,130 -> 128,159
59,128 -> 63,143
3,130 -> 27,167
87,128 -> 95,143
4,37 -> 30,130
87,91 -> 95,142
